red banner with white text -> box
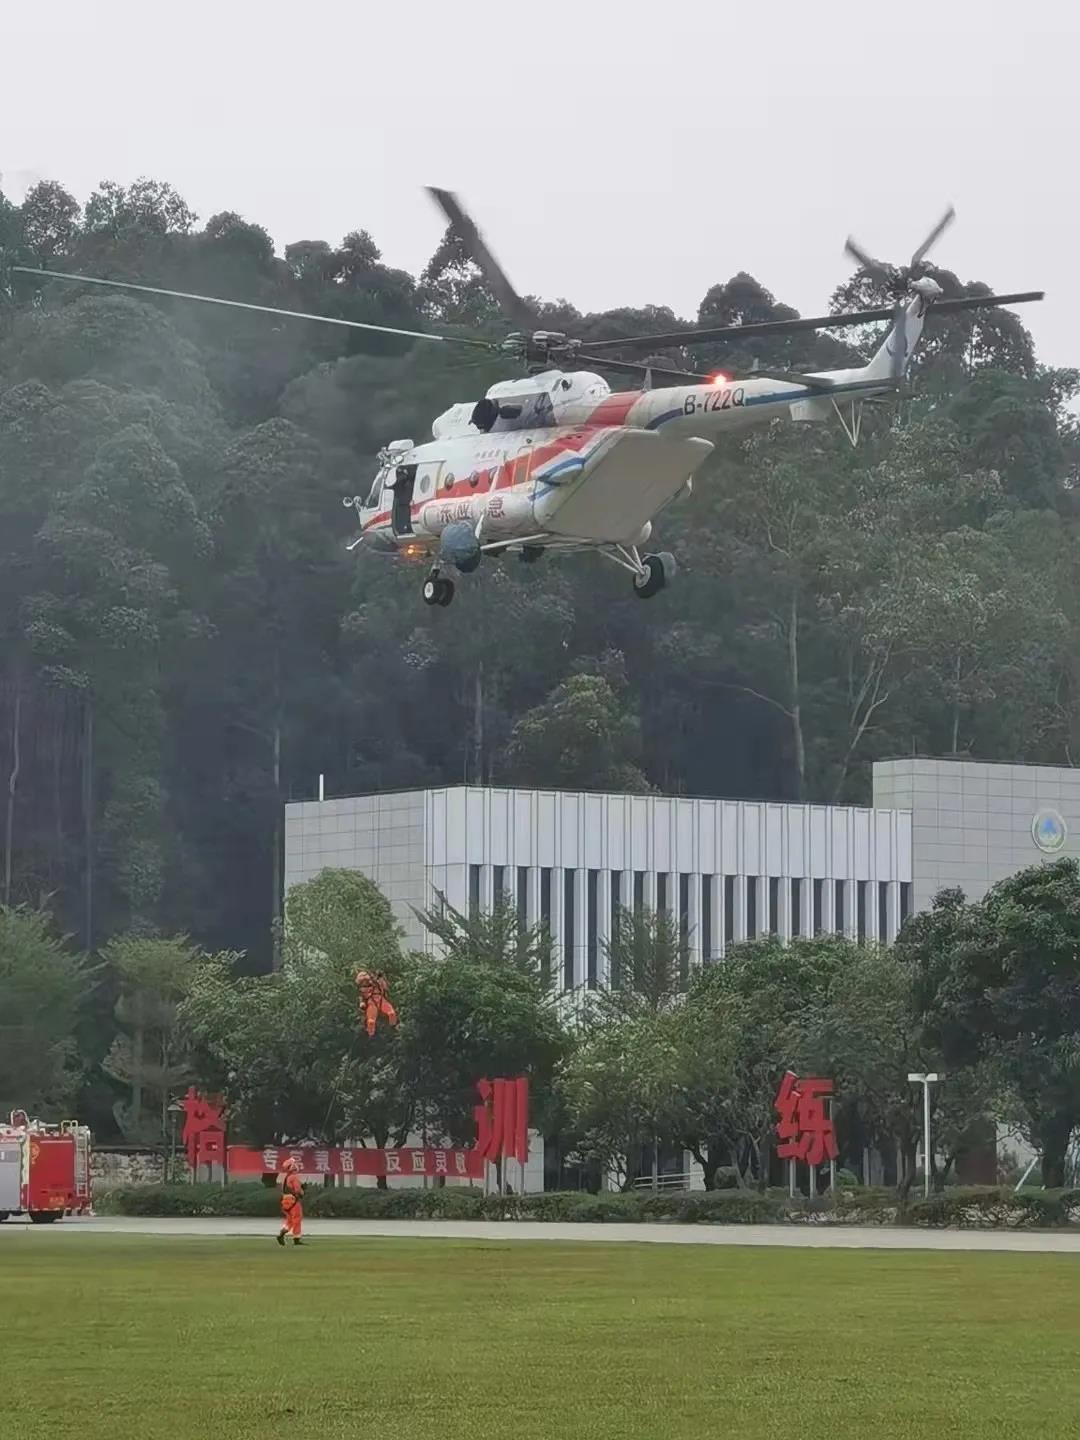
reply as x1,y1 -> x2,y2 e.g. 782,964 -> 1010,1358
228,1144 -> 485,1180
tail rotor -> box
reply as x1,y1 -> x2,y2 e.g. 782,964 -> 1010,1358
844,206 -> 956,381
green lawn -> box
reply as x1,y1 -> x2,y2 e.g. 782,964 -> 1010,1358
7,1236 -> 1080,1439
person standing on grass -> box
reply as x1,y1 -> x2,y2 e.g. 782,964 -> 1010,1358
277,1157 -> 305,1247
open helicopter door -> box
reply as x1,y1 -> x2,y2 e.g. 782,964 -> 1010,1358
390,464 -> 417,536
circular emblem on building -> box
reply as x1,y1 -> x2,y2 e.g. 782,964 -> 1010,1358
1032,809 -> 1067,853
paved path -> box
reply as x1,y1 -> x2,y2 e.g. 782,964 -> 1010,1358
4,1214 -> 1080,1253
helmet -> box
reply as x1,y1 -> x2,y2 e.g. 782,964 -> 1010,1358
282,1157 -> 301,1173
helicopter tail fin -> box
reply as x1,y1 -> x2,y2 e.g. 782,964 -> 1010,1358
859,294 -> 930,384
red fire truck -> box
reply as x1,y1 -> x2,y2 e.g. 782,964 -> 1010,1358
0,1113 -> 92,1224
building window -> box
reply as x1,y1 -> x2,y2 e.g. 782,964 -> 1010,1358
791,877 -> 803,938
469,864 -> 481,918
746,876 -> 758,939
900,881 -> 912,928
517,867 -> 528,930
493,865 -> 505,905
587,870 -> 599,989
834,880 -> 845,934
768,877 -> 780,936
724,876 -> 735,945
679,874 -> 691,980
702,877 -> 713,961
540,868 -> 552,927
857,881 -> 867,943
878,882 -> 888,943
634,871 -> 645,913
564,870 -> 576,991
611,871 -> 622,930
813,879 -> 823,936
657,873 -> 668,915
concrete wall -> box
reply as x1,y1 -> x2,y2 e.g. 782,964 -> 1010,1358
284,791 -> 428,946
873,758 -> 1080,911
91,1148 -> 166,1191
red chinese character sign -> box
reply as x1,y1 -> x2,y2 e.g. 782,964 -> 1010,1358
774,1072 -> 838,1167
178,1088 -> 227,1173
473,1077 -> 529,1167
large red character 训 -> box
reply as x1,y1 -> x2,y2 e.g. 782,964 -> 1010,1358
774,1072 -> 838,1167
355,970 -> 398,1037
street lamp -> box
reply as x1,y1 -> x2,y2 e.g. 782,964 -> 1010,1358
907,1073 -> 940,1199
166,1099 -> 185,1185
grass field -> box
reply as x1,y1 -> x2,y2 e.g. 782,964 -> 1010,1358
7,1235 -> 1080,1439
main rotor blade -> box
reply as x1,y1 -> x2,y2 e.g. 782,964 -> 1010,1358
844,236 -> 892,285
929,290 -> 1044,317
581,292 -> 1044,353
426,188 -> 534,332
910,205 -> 955,268
9,266 -> 496,350
577,353 -> 711,385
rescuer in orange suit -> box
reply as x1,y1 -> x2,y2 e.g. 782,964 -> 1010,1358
356,969 -> 398,1037
277,1157 -> 304,1246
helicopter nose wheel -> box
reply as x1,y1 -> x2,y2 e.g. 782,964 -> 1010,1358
422,575 -> 455,607
633,552 -> 676,600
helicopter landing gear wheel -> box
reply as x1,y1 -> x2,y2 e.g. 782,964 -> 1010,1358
422,575 -> 455,607
633,552 -> 675,600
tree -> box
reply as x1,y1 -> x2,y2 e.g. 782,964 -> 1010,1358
668,991 -> 745,1189
504,669 -> 652,794
798,943 -> 994,1196
406,898 -> 567,1146
690,936 -> 849,1184
0,905 -> 92,1116
4,166 -> 1080,1042
559,1007 -> 686,1189
18,180 -> 81,262
898,860 -> 1080,1187
182,869 -> 415,1153
602,903 -> 684,1012
101,934 -> 205,1144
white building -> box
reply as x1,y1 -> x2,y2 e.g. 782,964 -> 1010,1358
283,756 -> 1080,1188
285,775 -> 915,975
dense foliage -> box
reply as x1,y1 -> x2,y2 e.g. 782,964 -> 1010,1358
2,177 -> 1078,1158
11,858 -> 1080,1192
2,176 -> 1077,977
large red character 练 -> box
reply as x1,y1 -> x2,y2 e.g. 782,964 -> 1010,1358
355,970 -> 398,1037
774,1072 -> 838,1167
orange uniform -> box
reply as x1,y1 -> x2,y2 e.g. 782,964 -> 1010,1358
356,970 -> 398,1037
277,1163 -> 304,1245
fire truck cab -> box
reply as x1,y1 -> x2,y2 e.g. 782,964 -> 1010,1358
0,1113 -> 92,1224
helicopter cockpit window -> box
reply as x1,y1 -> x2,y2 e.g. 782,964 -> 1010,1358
365,467 -> 388,508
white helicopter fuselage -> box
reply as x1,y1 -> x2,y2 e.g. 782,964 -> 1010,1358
350,291 -> 933,568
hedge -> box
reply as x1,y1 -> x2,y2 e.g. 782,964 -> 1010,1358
93,1182 -> 1080,1227
95,1183 -> 791,1223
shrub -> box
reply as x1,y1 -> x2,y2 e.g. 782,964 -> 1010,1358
96,1180 -> 1080,1228
95,1184 -> 279,1218
671,1190 -> 784,1224
906,1186 -> 1067,1229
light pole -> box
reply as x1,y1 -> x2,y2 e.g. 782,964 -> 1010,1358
166,1099 -> 185,1185
907,1072 -> 940,1199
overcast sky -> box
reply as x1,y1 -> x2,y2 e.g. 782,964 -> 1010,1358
3,0 -> 1075,370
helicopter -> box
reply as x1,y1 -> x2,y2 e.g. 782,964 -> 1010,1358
12,193 -> 1043,607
